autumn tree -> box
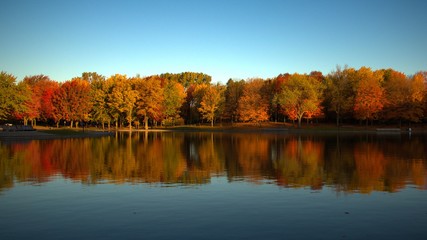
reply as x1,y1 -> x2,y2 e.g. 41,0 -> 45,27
160,72 -> 211,88
223,79 -> 245,123
19,82 -> 39,126
271,74 -> 291,122
53,78 -> 92,128
417,71 -> 427,122
181,84 -> 202,124
87,73 -> 110,129
51,86 -> 66,128
17,75 -> 57,126
381,69 -> 410,125
134,76 -> 164,130
261,78 -> 276,122
0,72 -> 28,121
12,82 -> 32,125
106,74 -> 138,130
39,81 -> 59,125
274,73 -> 324,128
353,67 -> 384,125
406,72 -> 426,123
163,80 -> 186,126
197,84 -> 225,127
237,79 -> 270,124
324,66 -> 357,126
70,78 -> 92,127
16,75 -> 60,126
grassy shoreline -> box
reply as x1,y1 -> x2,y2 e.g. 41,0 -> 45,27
0,123 -> 424,140
0,127 -> 114,140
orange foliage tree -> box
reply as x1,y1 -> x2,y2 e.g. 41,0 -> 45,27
407,72 -> 426,123
237,79 -> 270,124
381,69 -> 409,124
353,67 -> 384,125
134,76 -> 164,130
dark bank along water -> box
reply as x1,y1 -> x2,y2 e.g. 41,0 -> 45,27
0,132 -> 426,239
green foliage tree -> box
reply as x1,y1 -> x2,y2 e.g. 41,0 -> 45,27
106,74 -> 138,131
160,72 -> 211,88
163,80 -> 186,126
88,73 -> 110,129
275,73 -> 324,128
0,72 -> 28,121
271,74 -> 292,122
1,67 -> 426,128
324,66 -> 357,126
223,79 -> 245,123
13,82 -> 33,125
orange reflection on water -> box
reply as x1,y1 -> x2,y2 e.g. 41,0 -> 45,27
1,132 -> 426,193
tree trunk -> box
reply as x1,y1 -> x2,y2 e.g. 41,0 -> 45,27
297,117 -> 302,128
336,111 -> 340,127
144,116 -> 149,130
71,120 -> 74,128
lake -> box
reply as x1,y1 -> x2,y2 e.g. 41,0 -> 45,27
1,131 -> 426,239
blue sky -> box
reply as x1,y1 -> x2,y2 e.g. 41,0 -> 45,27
1,0 -> 426,83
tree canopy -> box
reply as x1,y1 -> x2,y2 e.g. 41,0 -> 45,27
274,73 -> 324,128
1,68 -> 426,129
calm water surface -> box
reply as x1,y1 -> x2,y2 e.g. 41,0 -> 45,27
1,132 -> 426,239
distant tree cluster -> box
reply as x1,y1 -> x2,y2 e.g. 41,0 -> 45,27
1,67 -> 426,129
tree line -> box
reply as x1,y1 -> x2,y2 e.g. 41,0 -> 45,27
0,66 -> 426,129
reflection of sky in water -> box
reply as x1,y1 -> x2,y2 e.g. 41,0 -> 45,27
1,133 -> 427,239
1,176 -> 426,240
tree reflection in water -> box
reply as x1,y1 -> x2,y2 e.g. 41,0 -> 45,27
1,132 -> 426,193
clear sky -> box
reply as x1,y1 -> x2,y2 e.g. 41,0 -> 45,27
1,0 -> 426,83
